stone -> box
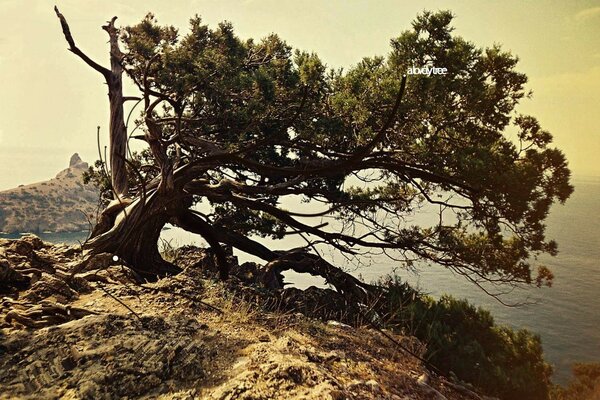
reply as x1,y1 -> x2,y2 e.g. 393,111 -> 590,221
326,320 -> 352,330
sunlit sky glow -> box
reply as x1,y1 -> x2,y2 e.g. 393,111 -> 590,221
0,0 -> 599,189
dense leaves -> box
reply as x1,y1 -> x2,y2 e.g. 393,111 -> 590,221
83,10 -> 571,292
379,275 -> 553,400
551,363 -> 600,400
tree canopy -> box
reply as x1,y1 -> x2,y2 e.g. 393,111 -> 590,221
55,8 -> 572,296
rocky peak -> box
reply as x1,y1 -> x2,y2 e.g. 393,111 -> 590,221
69,153 -> 88,170
0,152 -> 99,234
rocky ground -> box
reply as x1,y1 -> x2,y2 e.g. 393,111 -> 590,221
0,235 -> 489,400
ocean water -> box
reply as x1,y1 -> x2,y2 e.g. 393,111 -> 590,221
2,176 -> 598,384
356,177 -> 600,384
0,231 -> 91,245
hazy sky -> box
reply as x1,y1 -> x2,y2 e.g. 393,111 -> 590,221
1,0 -> 599,190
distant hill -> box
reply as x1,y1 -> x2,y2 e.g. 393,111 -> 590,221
0,154 -> 99,234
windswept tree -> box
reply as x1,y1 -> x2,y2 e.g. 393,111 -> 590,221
54,9 -> 572,296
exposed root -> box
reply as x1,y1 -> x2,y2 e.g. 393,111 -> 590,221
260,249 -> 381,302
5,300 -> 98,328
1,236 -> 115,329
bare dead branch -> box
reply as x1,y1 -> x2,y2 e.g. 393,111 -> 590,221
54,6 -> 110,78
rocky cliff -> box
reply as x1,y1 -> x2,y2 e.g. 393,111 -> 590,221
0,236 -> 483,400
0,154 -> 98,234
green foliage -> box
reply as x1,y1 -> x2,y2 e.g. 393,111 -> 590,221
82,149 -> 158,206
551,363 -> 600,400
378,275 -> 553,399
82,160 -> 111,206
109,9 -> 573,288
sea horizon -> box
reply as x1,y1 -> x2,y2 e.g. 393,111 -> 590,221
2,176 -> 598,384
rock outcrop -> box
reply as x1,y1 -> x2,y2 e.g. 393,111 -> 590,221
0,154 -> 98,234
68,153 -> 87,169
0,236 -> 484,400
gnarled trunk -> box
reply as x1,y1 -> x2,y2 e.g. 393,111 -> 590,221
84,192 -> 181,280
55,7 -> 129,197
55,8 -> 172,279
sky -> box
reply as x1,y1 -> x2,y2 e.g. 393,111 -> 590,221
0,0 -> 599,190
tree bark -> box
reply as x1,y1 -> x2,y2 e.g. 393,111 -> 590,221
84,191 -> 182,280
55,8 -> 128,197
103,17 -> 129,197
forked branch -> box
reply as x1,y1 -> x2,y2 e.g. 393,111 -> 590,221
54,6 -> 110,79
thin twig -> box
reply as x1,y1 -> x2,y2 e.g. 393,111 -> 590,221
96,280 -> 143,322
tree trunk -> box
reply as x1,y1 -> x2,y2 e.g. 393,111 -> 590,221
102,17 -> 129,197
84,191 -> 181,280
106,65 -> 128,197
55,8 -> 176,279
55,8 -> 129,197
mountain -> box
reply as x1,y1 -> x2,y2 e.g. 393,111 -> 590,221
0,154 -> 99,233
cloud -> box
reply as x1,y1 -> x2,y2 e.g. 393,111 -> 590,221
574,7 -> 600,22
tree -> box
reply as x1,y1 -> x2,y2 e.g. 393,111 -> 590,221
551,363 -> 600,400
54,9 -> 572,295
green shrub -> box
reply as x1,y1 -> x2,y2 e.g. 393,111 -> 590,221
377,275 -> 553,400
551,363 -> 600,400
159,238 -> 180,263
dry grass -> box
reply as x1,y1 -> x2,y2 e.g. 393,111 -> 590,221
1,240 -> 475,400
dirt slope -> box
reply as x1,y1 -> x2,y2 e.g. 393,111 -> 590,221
0,235 -> 487,400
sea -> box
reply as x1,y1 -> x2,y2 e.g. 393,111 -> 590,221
2,176 -> 598,384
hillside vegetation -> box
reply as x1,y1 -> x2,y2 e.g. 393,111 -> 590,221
0,154 -> 98,234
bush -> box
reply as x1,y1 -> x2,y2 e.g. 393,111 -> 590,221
377,275 -> 553,400
551,363 -> 600,400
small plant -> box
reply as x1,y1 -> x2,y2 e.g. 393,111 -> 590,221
159,238 -> 180,264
